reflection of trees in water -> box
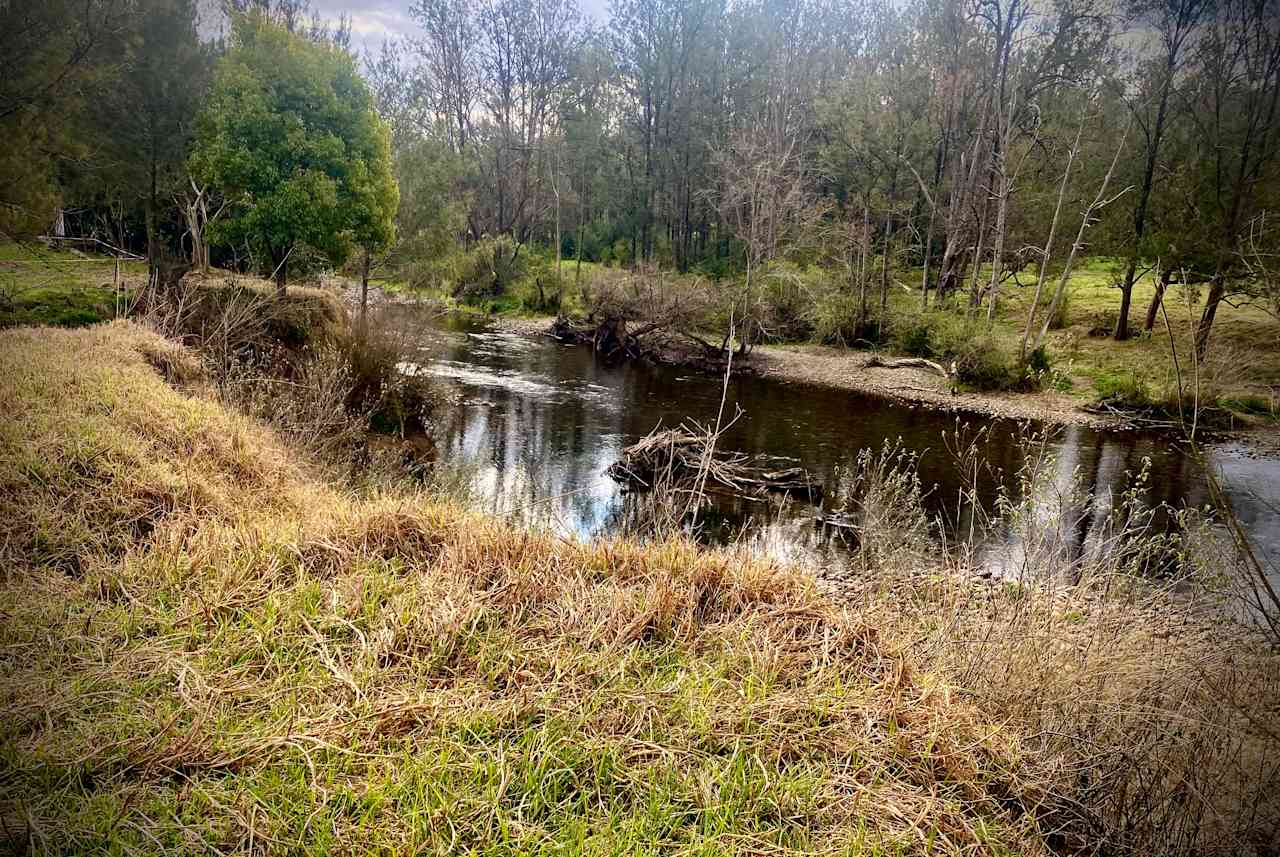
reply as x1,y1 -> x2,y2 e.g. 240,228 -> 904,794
405,306 -> 1269,575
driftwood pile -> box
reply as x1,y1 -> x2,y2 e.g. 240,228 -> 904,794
607,427 -> 822,500
551,315 -> 657,361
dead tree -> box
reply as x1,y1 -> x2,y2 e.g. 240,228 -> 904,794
1031,118 -> 1132,355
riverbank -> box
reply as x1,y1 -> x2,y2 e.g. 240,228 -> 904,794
4,320 -> 1277,854
482,311 -> 1125,428
349,282 -> 1280,438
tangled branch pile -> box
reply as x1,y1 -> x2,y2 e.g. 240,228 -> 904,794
607,426 -> 822,500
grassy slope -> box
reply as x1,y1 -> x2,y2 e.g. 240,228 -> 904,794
0,323 -> 1045,854
964,257 -> 1280,407
0,243 -> 147,327
0,243 -> 346,338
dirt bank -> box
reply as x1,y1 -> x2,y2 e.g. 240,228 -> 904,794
748,342 -> 1120,427
490,312 -> 1124,428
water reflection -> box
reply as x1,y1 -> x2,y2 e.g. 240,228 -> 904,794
391,307 -> 1280,578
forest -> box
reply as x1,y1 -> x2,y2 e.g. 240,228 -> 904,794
5,0 -> 1280,403
3,0 -> 1280,854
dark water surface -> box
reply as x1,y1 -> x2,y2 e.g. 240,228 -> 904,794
395,307 -> 1280,578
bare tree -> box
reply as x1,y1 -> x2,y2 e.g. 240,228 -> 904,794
1031,117 -> 1132,354
713,118 -> 821,354
1021,112 -> 1086,361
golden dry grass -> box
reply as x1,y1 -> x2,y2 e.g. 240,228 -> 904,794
0,322 -> 1050,855
1,322 -> 1277,856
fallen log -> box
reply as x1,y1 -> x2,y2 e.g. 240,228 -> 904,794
865,355 -> 950,377
607,426 -> 822,500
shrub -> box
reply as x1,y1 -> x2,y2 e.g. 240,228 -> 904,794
1026,345 -> 1051,376
811,291 -> 862,346
337,323 -> 439,437
452,236 -> 526,302
1094,370 -> 1153,407
1047,286 -> 1072,330
895,321 -> 934,358
515,260 -> 567,314
755,265 -> 816,342
949,334 -> 1026,391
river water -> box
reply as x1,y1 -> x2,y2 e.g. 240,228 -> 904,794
395,307 -> 1280,579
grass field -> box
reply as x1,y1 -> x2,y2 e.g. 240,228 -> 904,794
0,243 -> 146,328
967,257 -> 1280,411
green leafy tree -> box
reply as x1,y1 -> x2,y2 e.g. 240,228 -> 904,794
192,11 -> 397,295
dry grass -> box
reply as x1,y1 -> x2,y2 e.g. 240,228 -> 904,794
1,322 -> 1047,855
1,322 -> 1277,855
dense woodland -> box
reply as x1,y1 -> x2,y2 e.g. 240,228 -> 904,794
3,0 -> 1279,360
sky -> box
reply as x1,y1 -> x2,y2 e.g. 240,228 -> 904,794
308,0 -> 611,55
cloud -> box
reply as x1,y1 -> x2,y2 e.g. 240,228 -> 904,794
310,0 -> 420,50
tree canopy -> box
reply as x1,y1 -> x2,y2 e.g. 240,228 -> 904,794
191,11 -> 397,292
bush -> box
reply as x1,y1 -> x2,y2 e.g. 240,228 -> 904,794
337,323 -> 439,437
1026,345 -> 1051,376
451,236 -> 526,302
1094,370 -> 1153,407
895,321 -> 934,358
755,266 -> 816,342
811,291 -> 862,346
515,260 -> 567,314
949,335 -> 1026,391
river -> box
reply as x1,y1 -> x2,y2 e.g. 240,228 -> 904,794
394,307 -> 1280,581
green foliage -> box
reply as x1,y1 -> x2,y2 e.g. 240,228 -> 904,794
1026,346 -> 1052,376
948,335 -> 1027,392
516,261 -> 569,314
394,136 -> 466,265
896,322 -> 934,358
448,237 -> 526,302
0,0 -> 126,239
601,238 -> 634,268
0,283 -> 119,328
812,291 -> 863,346
99,0 -> 211,255
1094,370 -> 1153,408
755,265 -> 818,342
191,11 -> 397,285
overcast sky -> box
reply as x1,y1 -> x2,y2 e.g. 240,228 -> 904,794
307,0 -> 611,54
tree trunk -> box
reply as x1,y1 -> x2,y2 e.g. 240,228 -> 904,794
1143,272 -> 1168,332
1115,92 -> 1171,340
968,195 -> 990,311
921,201 -> 935,311
985,175 -> 1010,323
275,252 -> 288,298
1196,270 -> 1225,358
360,248 -> 371,325
145,156 -> 159,281
858,203 -> 869,333
879,206 -> 892,325
1021,116 -> 1083,362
